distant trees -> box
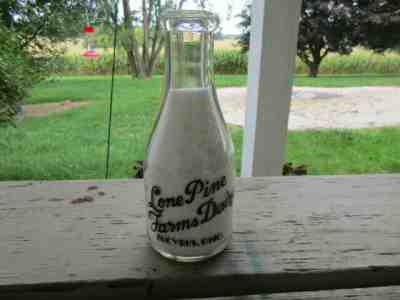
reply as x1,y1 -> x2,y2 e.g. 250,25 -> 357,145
121,0 -> 166,79
297,0 -> 356,77
353,0 -> 400,52
0,1 -> 89,52
93,0 -> 210,79
237,0 -> 400,77
237,3 -> 251,53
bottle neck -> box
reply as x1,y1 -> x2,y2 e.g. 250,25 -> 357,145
165,31 -> 214,90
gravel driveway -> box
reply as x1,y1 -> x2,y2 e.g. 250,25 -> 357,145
217,86 -> 400,130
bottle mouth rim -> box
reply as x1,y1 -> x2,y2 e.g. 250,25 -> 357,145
161,9 -> 219,32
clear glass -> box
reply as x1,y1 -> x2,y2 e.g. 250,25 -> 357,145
144,10 -> 235,262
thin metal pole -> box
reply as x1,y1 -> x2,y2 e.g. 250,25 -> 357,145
105,2 -> 119,179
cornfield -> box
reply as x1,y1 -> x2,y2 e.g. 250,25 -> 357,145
49,47 -> 400,76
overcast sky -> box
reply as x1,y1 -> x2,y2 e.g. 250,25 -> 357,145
184,0 -> 248,35
126,0 -> 248,35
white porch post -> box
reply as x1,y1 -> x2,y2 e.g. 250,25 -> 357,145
241,0 -> 302,177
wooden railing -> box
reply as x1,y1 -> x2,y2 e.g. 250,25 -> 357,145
1,175 -> 400,299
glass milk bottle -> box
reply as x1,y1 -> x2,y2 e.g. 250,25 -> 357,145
144,10 -> 235,262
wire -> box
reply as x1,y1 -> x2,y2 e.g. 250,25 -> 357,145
105,2 -> 118,179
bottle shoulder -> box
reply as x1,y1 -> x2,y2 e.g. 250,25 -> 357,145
146,87 -> 234,170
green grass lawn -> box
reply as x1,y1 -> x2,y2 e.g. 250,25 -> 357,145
1,74 -> 400,180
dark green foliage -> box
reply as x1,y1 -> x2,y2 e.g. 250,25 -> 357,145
0,26 -> 44,125
237,0 -> 400,77
237,1 -> 357,77
0,0 -> 89,51
353,0 -> 400,52
297,0 -> 356,77
236,3 -> 251,53
0,0 -> 91,124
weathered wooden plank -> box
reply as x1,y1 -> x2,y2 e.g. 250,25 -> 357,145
1,176 -> 400,299
241,0 -> 302,176
203,286 -> 400,300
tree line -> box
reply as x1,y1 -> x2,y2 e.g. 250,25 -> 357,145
238,0 -> 400,77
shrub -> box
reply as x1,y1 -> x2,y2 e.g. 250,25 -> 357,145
0,26 -> 45,125
0,27 -> 28,124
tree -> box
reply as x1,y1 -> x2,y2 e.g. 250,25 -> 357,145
0,1 -> 90,52
237,3 -> 251,53
0,1 -> 90,124
237,0 -> 357,77
121,0 -> 165,79
297,0 -> 356,77
0,25 -> 33,124
119,0 -> 212,79
353,0 -> 400,52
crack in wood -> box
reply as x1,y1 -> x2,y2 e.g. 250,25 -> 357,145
87,186 -> 99,191
145,280 -> 154,298
70,196 -> 94,204
379,252 -> 400,256
48,198 -> 64,202
7,183 -> 33,188
341,248 -> 368,253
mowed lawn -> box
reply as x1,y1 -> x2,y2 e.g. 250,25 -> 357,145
1,74 -> 400,181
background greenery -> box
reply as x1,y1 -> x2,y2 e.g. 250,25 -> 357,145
1,1 -> 400,181
1,75 -> 400,180
49,47 -> 400,76
0,25 -> 46,124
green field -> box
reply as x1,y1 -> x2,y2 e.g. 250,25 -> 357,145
1,74 -> 400,181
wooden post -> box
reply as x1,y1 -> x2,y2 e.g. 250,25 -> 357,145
241,0 -> 302,177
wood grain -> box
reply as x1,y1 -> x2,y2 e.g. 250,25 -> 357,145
1,175 -> 400,299
203,286 -> 400,300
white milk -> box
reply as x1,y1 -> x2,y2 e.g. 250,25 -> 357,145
144,87 -> 235,261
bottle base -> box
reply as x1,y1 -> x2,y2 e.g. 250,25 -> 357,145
150,239 -> 230,263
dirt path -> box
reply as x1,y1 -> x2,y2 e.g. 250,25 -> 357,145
22,100 -> 89,117
217,86 -> 400,130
